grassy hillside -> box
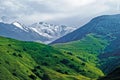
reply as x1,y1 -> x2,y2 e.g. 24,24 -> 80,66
2,34 -> 119,80
53,34 -> 108,63
53,34 -> 109,78
0,36 -> 100,80
53,33 -> 120,79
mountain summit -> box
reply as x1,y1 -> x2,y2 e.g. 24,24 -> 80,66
0,22 -> 76,43
29,22 -> 76,43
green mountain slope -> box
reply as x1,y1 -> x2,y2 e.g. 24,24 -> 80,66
99,49 -> 120,74
53,34 -> 109,78
53,33 -> 120,79
52,14 -> 120,79
99,67 -> 120,80
0,36 -> 98,80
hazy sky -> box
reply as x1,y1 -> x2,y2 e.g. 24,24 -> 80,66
0,0 -> 120,27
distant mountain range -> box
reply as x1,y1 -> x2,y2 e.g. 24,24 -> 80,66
0,22 -> 76,44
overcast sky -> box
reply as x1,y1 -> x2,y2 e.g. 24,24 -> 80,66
0,0 -> 120,27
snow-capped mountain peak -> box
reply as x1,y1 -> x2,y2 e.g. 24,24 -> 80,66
12,22 -> 24,30
0,21 -> 76,44
29,22 -> 76,42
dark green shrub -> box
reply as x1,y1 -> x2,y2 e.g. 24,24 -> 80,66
7,51 -> 9,53
14,49 -> 21,52
5,60 -> 10,65
53,56 -> 58,58
67,52 -> 73,55
64,71 -> 68,74
68,64 -> 76,69
77,56 -> 86,62
18,54 -> 23,58
31,66 -> 43,78
71,58 -> 74,61
31,68 -> 37,72
56,69 -> 64,74
23,48 -> 27,51
8,44 -> 11,46
64,51 -> 67,53
81,63 -> 86,66
41,74 -> 51,80
56,69 -> 68,74
29,74 -> 36,80
41,62 -> 49,66
13,53 -> 17,56
35,66 -> 41,69
45,55 -> 49,57
12,72 -> 17,76
68,64 -> 80,72
60,59 -> 70,64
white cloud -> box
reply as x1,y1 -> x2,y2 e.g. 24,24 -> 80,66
0,0 -> 120,26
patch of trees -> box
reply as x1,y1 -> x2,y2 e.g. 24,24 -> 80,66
81,63 -> 86,66
31,66 -> 51,80
60,59 -> 70,64
45,55 -> 49,57
41,62 -> 49,66
5,60 -> 10,65
77,56 -> 86,62
7,51 -> 9,53
23,48 -> 27,51
41,74 -> 51,80
53,56 -> 58,58
12,53 -> 23,58
56,69 -> 68,74
31,65 -> 45,78
12,72 -> 17,76
14,49 -> 21,52
64,51 -> 73,55
8,44 -> 11,46
29,74 -> 37,80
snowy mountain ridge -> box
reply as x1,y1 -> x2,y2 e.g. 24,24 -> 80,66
29,22 -> 76,40
0,21 -> 76,44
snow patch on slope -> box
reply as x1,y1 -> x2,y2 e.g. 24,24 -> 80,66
12,22 -> 24,30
